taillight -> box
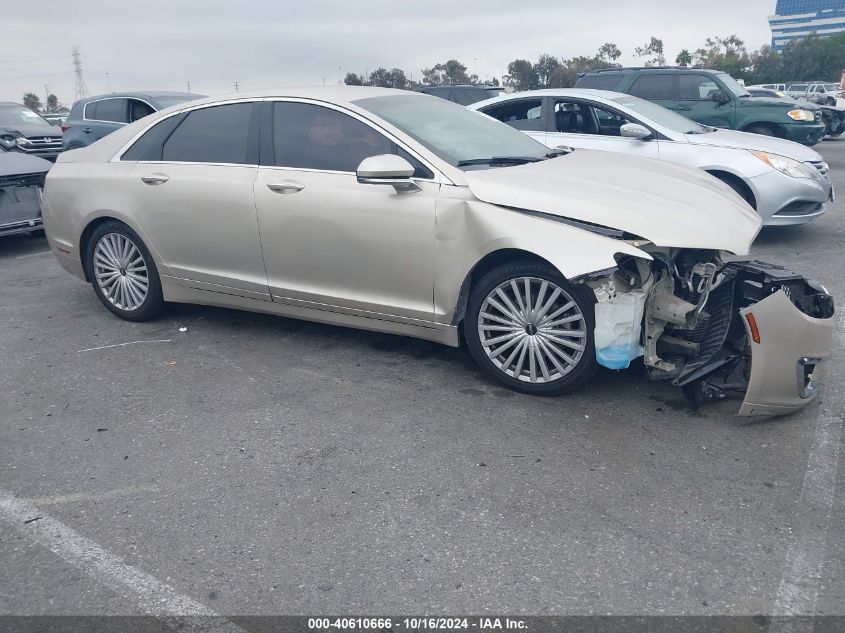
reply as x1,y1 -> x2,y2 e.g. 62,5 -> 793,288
60,123 -> 70,132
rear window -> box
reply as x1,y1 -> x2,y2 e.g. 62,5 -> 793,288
575,74 -> 624,90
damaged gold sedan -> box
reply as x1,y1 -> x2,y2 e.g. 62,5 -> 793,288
42,88 -> 835,416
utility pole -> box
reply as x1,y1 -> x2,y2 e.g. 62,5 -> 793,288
234,81 -> 239,92
186,81 -> 191,94
72,46 -> 89,101
44,84 -> 49,110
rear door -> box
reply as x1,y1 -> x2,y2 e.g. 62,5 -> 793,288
122,101 -> 269,299
628,73 -> 676,110
83,97 -> 128,142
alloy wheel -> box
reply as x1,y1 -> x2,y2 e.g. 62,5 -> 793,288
477,277 -> 587,383
93,232 -> 149,311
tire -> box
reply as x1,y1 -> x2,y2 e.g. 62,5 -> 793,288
744,124 -> 776,137
465,261 -> 598,396
85,221 -> 164,321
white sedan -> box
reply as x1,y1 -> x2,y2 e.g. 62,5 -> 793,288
469,89 -> 833,226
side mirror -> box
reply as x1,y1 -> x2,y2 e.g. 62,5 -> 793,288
356,154 -> 421,193
711,90 -> 731,104
619,123 -> 652,140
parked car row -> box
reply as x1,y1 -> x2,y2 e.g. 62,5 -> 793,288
41,87 -> 835,418
574,67 -> 827,146
469,89 -> 833,226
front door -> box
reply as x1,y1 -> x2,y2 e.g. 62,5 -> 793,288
670,74 -> 736,129
545,99 -> 661,159
253,100 -> 438,322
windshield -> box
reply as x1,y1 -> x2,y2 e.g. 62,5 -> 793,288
153,95 -> 200,109
0,104 -> 52,128
717,74 -> 750,97
612,95 -> 711,135
353,94 -> 550,168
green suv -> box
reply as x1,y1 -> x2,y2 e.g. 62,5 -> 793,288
575,67 -> 825,146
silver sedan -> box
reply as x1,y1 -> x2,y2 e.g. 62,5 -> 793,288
469,89 -> 833,226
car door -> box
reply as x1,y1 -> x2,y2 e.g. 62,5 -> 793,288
252,100 -> 438,323
671,74 -> 736,128
476,97 -> 546,144
83,97 -> 128,142
544,99 -> 660,159
122,101 -> 270,299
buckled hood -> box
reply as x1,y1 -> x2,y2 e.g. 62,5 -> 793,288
463,149 -> 762,255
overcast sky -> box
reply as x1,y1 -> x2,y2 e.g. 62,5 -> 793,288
1,0 -> 773,105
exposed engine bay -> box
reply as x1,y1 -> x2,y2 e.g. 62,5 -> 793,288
581,247 -> 835,416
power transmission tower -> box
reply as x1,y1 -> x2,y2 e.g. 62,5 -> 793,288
72,46 -> 89,101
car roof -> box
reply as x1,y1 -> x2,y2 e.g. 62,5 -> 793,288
470,88 -> 632,105
584,66 -> 722,75
78,91 -> 198,103
154,85 -> 423,108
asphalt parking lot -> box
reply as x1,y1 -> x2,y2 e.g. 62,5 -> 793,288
1,144 -> 844,619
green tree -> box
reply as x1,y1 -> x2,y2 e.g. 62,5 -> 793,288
747,45 -> 782,84
46,94 -> 58,110
693,35 -> 751,77
344,72 -> 364,86
23,93 -> 41,110
421,59 -> 472,85
635,37 -> 666,67
597,42 -> 622,64
534,54 -> 561,87
505,59 -> 539,91
675,49 -> 692,67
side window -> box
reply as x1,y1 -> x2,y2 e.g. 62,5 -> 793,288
120,115 -> 183,161
629,75 -> 675,100
162,103 -> 253,164
86,98 -> 128,123
128,99 -> 156,123
271,102 -> 432,178
591,105 -> 634,136
678,75 -> 721,100
480,99 -> 544,131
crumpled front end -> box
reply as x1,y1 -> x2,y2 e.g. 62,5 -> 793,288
582,252 -> 835,416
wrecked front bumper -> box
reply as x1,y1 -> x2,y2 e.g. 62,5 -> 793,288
671,261 -> 835,416
738,289 -> 834,416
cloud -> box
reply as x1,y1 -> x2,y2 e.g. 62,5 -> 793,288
0,0 -> 772,105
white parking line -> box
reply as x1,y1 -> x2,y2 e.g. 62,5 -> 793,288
0,488 -> 245,631
770,321 -> 844,625
78,339 -> 172,353
27,485 -> 160,506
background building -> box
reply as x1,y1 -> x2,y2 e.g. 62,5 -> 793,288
769,0 -> 845,50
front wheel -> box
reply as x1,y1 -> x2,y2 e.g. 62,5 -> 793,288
465,262 -> 598,396
86,221 -> 164,321
744,124 -> 776,137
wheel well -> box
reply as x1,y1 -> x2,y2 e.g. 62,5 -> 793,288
78,216 -> 122,281
741,122 -> 785,138
706,170 -> 757,209
451,249 -> 557,328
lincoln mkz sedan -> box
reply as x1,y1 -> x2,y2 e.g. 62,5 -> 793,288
469,89 -> 833,226
43,88 -> 835,416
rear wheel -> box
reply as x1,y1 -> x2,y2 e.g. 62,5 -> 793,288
465,261 -> 598,396
85,221 -> 164,321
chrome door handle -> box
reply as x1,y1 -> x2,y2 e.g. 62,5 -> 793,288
267,182 -> 304,194
141,174 -> 169,185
